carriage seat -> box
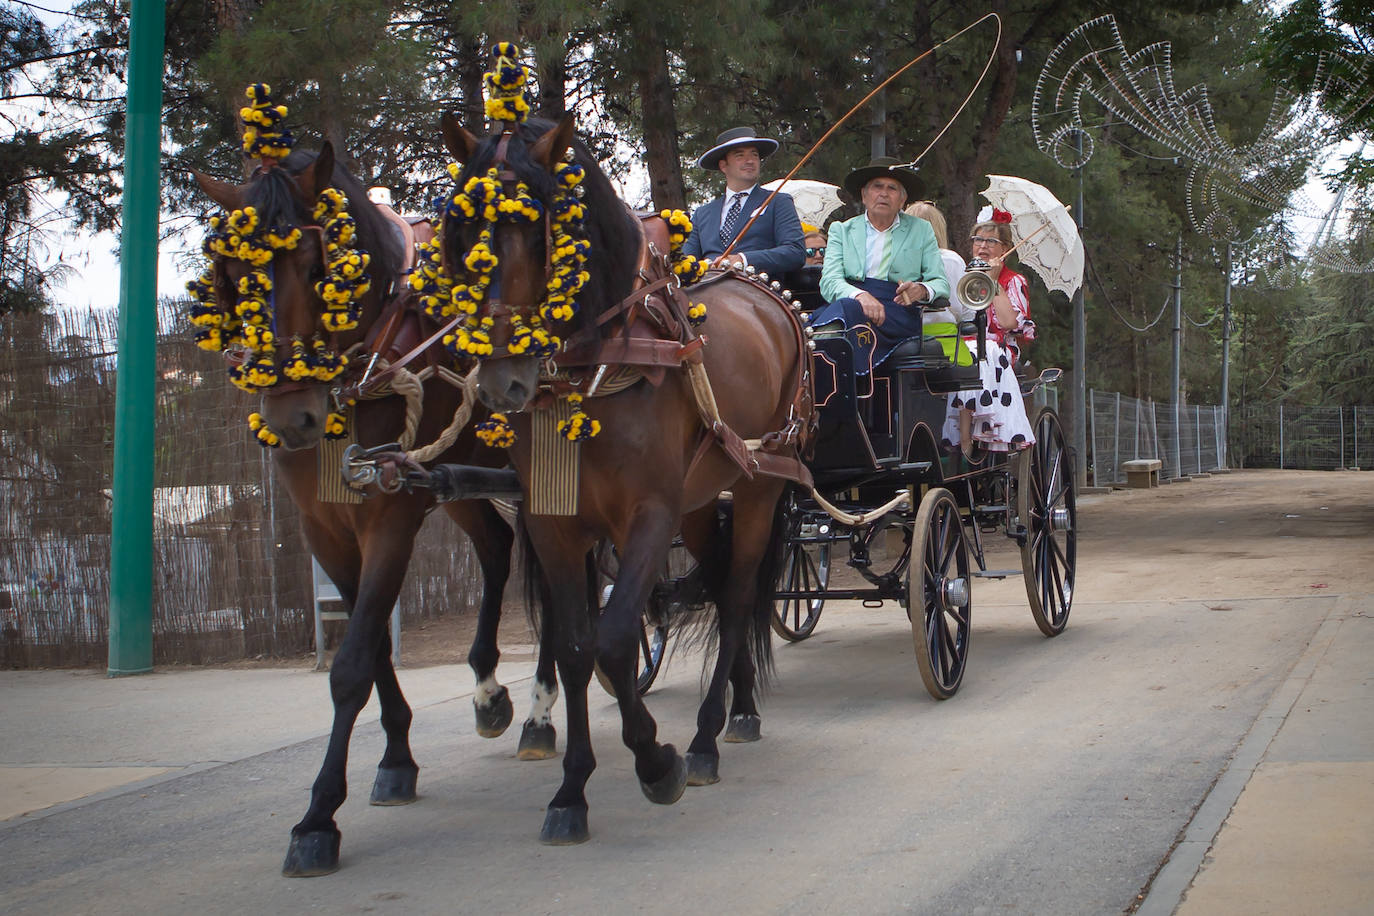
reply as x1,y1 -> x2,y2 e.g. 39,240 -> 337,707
883,321 -> 981,393
782,265 -> 826,314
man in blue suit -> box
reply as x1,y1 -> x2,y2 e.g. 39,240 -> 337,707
682,127 -> 806,276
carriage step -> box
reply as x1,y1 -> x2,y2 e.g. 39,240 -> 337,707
972,504 -> 1008,514
973,569 -> 1022,579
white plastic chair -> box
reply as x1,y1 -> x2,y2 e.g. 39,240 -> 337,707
312,557 -> 400,670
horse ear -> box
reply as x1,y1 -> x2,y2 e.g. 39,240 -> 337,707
298,141 -> 335,201
191,170 -> 244,211
530,114 -> 575,171
441,112 -> 480,165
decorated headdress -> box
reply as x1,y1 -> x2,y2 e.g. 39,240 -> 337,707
185,84 -> 373,447
412,43 -> 708,448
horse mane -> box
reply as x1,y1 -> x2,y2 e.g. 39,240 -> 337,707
243,149 -> 403,299
457,117 -> 640,337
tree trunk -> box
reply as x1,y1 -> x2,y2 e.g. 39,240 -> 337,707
457,37 -> 486,135
213,0 -> 256,178
532,32 -> 567,120
636,30 -> 684,210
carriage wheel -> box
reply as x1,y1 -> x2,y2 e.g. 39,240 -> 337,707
1015,407 -> 1077,637
909,488 -> 972,699
770,519 -> 832,642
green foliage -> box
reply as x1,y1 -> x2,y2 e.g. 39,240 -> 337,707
1283,195 -> 1374,405
1258,0 -> 1374,188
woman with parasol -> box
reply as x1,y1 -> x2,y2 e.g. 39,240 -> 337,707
941,207 -> 1037,463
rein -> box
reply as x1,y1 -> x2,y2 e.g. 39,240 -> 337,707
723,12 -> 1003,257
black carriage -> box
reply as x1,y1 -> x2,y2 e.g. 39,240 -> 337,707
626,265 -> 1077,700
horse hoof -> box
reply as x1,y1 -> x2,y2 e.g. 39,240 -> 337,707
282,829 -> 341,877
722,713 -> 762,743
539,806 -> 590,845
516,721 -> 558,760
639,750 -> 687,805
474,686 -> 514,738
684,751 -> 720,786
369,764 -> 418,805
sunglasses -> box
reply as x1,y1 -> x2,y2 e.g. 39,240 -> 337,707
805,247 -> 826,257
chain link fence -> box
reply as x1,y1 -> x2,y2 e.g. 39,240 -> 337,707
1232,405 -> 1373,471
0,305 -> 484,668
1083,389 -> 1224,486
1081,390 -> 1370,486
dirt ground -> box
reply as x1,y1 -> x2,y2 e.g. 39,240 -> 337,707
374,468 -> 1374,670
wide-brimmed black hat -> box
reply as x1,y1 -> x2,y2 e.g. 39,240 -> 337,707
698,127 -> 779,170
843,157 -> 924,201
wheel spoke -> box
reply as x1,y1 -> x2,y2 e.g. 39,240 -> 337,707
940,613 -> 959,660
936,510 -> 957,578
1049,532 -> 1070,571
928,613 -> 944,673
1049,550 -> 1067,613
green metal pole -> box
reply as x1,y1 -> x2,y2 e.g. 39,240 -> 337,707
108,0 -> 165,676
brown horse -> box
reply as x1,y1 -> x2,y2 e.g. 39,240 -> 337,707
192,145 -> 560,876
438,114 -> 811,844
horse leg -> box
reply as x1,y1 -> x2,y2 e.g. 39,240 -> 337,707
442,501 -> 517,739
517,607 -> 560,760
722,649 -> 762,743
596,505 -> 688,805
523,530 -> 599,845
284,520 -> 421,877
685,482 -> 784,785
368,630 -> 419,805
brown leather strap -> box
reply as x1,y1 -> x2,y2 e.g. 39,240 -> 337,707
596,274 -> 679,328
348,310 -> 466,398
556,336 -> 693,369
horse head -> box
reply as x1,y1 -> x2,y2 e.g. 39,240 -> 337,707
190,144 -> 397,450
438,113 -> 637,417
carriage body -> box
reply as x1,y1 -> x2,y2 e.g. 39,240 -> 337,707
762,265 -> 1078,698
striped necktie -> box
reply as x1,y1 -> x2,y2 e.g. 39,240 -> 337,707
720,192 -> 746,242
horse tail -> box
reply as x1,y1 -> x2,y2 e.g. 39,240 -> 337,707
679,487 -> 790,689
517,516 -> 550,645
747,483 -> 793,687
518,516 -> 599,648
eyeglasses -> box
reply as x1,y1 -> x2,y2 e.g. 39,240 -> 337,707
805,247 -> 825,258
970,236 -> 1002,246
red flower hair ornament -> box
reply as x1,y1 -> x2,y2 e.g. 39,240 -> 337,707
992,207 -> 1013,224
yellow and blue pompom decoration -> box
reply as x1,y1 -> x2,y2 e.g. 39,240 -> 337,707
557,394 -> 601,442
248,412 -> 281,448
483,43 -> 531,124
241,83 -> 294,161
475,413 -> 517,449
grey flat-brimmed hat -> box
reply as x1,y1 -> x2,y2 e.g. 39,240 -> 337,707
843,156 -> 924,201
698,127 -> 779,170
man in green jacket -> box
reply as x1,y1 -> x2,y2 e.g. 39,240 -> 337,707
812,157 -> 950,372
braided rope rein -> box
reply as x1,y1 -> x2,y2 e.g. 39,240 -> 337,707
358,362 -> 480,461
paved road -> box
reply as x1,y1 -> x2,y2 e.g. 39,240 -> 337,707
0,471 -> 1369,915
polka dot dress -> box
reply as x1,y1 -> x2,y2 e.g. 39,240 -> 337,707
941,337 -> 1036,453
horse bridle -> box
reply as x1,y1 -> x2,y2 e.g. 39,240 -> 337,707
216,221 -> 352,397
443,130 -> 558,358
